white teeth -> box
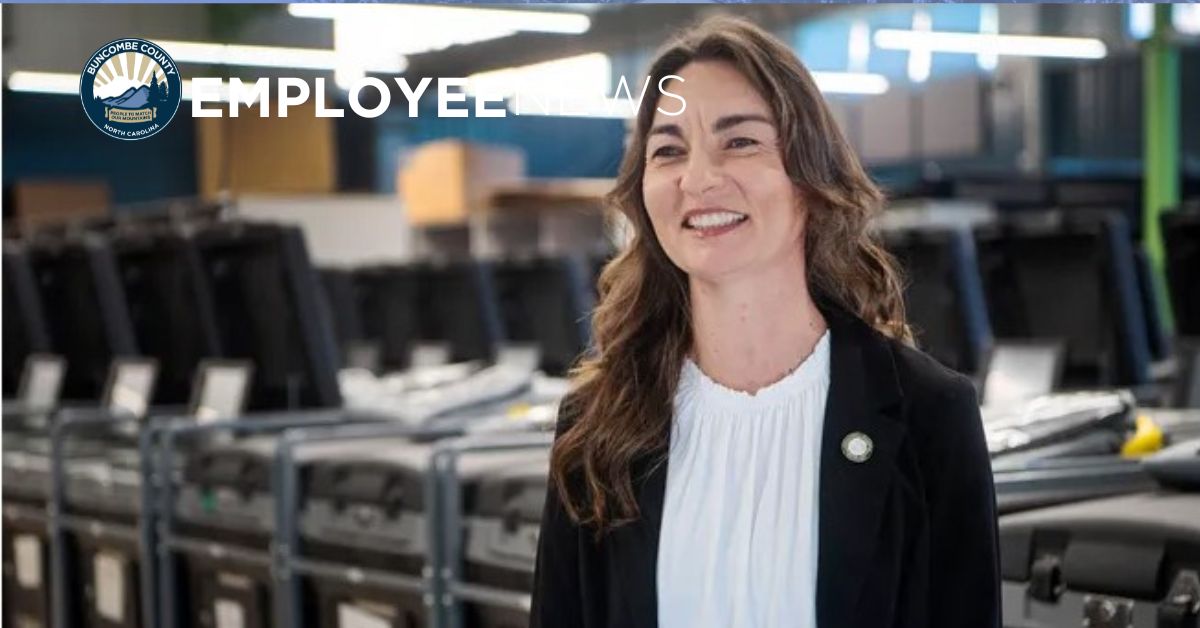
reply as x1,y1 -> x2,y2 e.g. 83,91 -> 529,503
686,212 -> 747,230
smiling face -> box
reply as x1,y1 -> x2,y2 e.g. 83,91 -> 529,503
641,60 -> 807,284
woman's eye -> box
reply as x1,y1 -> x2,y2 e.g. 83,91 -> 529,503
727,137 -> 759,149
650,145 -> 685,159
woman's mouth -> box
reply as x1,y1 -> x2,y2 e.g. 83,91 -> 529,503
682,210 -> 749,237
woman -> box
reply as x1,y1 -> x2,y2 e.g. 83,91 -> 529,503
532,15 -> 999,628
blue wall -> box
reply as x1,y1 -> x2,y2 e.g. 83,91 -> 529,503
3,91 -> 199,206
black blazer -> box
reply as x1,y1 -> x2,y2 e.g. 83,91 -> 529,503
531,301 -> 1001,628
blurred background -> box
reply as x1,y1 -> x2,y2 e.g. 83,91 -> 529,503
4,4 -> 1199,207
2,4 -> 1199,628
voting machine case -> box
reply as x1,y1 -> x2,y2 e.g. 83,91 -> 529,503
298,440 -> 432,628
297,436 -> 552,628
61,440 -> 154,628
459,452 -> 550,628
172,438 -> 279,628
999,441 -> 1200,628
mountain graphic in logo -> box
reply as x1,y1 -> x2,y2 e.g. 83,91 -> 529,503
91,57 -> 170,111
101,85 -> 152,109
81,38 -> 182,140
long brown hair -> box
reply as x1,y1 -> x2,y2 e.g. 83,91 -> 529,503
552,14 -> 911,533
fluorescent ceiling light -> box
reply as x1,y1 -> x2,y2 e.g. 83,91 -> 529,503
181,79 -> 246,103
1129,4 -> 1200,40
7,70 -> 244,102
1174,4 -> 1200,35
468,53 -> 610,99
290,4 -> 590,86
848,20 -> 872,74
874,30 -> 1108,60
288,4 -> 590,36
977,4 -> 1000,71
157,40 -> 406,74
1129,4 -> 1154,41
810,71 -> 890,95
468,53 -> 631,118
8,71 -> 79,95
906,10 -> 933,84
507,97 -> 642,120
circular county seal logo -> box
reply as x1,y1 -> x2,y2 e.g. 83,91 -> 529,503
80,38 -> 181,141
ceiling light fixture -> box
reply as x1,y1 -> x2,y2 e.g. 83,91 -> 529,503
811,71 -> 891,95
874,30 -> 1107,60
288,4 -> 590,37
6,70 -> 248,102
157,40 -> 406,74
7,71 -> 79,95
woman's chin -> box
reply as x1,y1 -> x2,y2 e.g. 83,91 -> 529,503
679,258 -> 753,284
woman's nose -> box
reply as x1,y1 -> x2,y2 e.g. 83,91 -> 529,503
678,150 -> 725,197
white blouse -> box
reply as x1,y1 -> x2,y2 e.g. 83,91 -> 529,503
657,330 -> 831,628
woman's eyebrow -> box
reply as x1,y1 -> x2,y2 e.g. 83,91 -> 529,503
713,113 -> 773,132
648,123 -> 683,139
648,113 -> 773,139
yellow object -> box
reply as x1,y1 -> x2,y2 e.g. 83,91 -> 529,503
1121,414 -> 1165,458
507,402 -> 532,420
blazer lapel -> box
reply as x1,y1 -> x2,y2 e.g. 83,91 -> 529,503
815,306 -> 907,627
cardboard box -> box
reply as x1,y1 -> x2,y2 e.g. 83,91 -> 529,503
398,141 -> 525,226
197,100 -> 337,198
488,178 -> 614,212
10,180 -> 111,233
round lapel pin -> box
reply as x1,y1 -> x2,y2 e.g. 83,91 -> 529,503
841,431 -> 873,463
